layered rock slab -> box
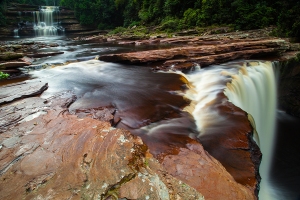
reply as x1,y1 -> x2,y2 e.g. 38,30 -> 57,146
0,104 -> 203,200
0,81 -> 48,105
162,143 -> 256,200
98,39 -> 287,71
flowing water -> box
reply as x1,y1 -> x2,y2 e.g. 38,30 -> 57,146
13,29 -> 19,38
1,35 -> 299,199
33,6 -> 63,36
223,61 -> 277,199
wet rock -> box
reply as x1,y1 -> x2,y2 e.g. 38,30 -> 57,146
0,81 -> 48,105
23,64 -> 49,70
0,90 -> 76,133
48,43 -> 59,47
0,61 -> 30,69
25,51 -> 64,58
98,39 -> 287,70
19,56 -> 34,64
162,141 -> 256,200
0,97 -> 48,132
0,78 -> 258,199
197,93 -> 261,196
0,69 -> 21,74
0,52 -> 24,61
119,157 -> 205,200
73,106 -> 115,123
0,106 -> 206,200
118,41 -> 136,45
19,41 -> 34,45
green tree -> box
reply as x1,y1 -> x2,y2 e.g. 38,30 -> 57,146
277,1 -> 300,38
0,0 -> 6,26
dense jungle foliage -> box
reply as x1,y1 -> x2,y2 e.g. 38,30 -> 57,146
0,0 -> 299,38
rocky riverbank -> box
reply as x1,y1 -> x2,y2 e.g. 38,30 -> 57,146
93,28 -> 300,71
0,40 -> 63,78
0,80 -> 256,200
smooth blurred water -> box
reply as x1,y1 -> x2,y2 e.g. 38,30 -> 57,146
224,61 -> 277,200
1,36 -> 299,199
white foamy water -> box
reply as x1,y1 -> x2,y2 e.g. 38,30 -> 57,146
33,6 -> 61,36
179,64 -> 239,134
224,61 -> 277,200
181,61 -> 277,199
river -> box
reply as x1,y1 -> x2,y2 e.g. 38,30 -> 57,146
1,35 -> 299,200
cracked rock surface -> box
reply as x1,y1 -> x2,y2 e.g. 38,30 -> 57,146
0,99 -> 205,200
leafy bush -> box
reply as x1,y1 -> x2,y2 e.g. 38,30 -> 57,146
159,18 -> 180,32
183,8 -> 203,27
109,26 -> 127,34
0,0 -> 6,26
0,11 -> 6,26
277,2 -> 300,39
157,16 -> 188,32
0,72 -> 9,80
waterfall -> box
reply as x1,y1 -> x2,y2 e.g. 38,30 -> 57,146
181,61 -> 277,199
224,61 -> 277,199
33,6 -> 62,36
181,64 -> 239,133
13,29 -> 19,38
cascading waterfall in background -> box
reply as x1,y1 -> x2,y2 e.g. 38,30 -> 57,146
13,29 -> 19,38
33,6 -> 61,36
182,60 -> 277,199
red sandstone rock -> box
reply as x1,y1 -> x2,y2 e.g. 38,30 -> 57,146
73,106 -> 115,122
25,51 -> 64,58
0,61 -> 30,69
0,92 -> 257,199
197,93 -> 261,196
0,81 -> 48,105
98,39 -> 287,70
0,91 -> 76,133
0,101 -> 206,200
162,142 -> 256,200
0,79 -> 258,199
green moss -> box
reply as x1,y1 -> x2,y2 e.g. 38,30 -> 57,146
101,173 -> 136,200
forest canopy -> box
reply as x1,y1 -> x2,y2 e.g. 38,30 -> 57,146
1,0 -> 300,38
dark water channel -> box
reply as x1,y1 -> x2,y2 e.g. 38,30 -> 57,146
270,111 -> 300,200
1,36 -> 300,199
